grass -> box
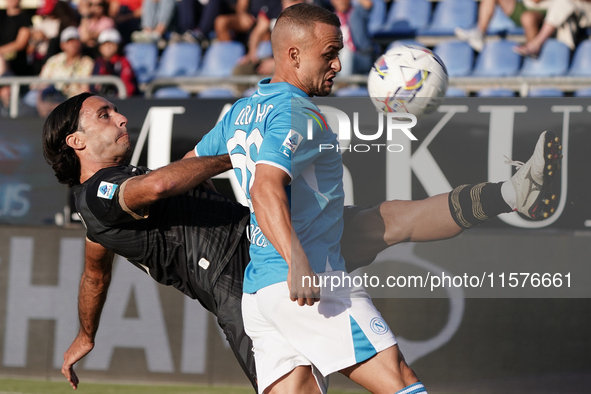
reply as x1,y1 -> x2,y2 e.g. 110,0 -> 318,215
0,378 -> 367,394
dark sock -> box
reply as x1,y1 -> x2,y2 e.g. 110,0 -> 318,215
448,182 -> 513,229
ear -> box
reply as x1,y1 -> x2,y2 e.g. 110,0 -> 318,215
66,132 -> 85,151
288,46 -> 300,68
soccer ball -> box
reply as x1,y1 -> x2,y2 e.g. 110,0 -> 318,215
367,45 -> 448,117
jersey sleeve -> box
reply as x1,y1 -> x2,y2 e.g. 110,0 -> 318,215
196,111 -> 232,157
82,166 -> 148,228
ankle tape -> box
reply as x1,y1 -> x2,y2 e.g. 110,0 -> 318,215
448,182 -> 512,229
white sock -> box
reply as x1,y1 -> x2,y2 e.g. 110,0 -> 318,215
501,180 -> 517,210
394,382 -> 427,394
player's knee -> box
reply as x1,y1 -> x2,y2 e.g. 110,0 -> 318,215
520,11 -> 537,28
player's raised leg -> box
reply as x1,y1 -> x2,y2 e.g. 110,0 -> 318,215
343,131 -> 562,272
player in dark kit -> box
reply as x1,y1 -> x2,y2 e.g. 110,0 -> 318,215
42,92 -> 561,392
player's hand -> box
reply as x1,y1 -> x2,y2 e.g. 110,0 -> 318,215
62,335 -> 94,390
288,261 -> 320,307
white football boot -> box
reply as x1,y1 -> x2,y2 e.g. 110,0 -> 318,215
507,131 -> 562,219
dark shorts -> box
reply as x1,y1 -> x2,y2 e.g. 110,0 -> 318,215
510,2 -> 547,26
211,234 -> 257,390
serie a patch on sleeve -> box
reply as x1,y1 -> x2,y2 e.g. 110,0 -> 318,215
97,181 -> 118,200
280,129 -> 303,158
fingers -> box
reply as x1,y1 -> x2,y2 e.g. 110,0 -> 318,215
62,363 -> 79,390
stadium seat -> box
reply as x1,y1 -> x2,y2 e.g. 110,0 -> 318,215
445,87 -> 468,97
153,87 -> 192,98
198,87 -> 236,98
573,87 -> 591,96
367,0 -> 387,36
199,41 -> 245,77
256,40 -> 273,60
434,40 -> 474,77
385,39 -> 422,51
379,0 -> 431,36
476,88 -> 515,97
334,86 -> 369,97
568,39 -> 591,76
420,0 -> 477,36
520,39 -> 570,77
124,43 -> 158,84
472,40 -> 522,77
527,88 -> 564,97
155,43 -> 201,78
487,5 -> 518,35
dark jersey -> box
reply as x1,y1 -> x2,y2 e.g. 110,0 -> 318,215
0,11 -> 32,76
72,165 -> 250,311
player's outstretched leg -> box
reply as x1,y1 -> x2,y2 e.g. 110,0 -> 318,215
342,131 -> 562,272
504,130 -> 561,219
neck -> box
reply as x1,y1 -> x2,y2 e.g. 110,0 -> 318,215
270,72 -> 311,97
7,6 -> 20,15
79,160 -> 122,184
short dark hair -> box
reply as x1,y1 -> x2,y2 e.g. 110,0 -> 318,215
276,3 -> 340,32
42,93 -> 95,187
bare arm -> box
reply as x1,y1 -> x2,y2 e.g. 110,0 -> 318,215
62,240 -> 114,390
0,26 -> 31,55
244,15 -> 271,62
250,164 -> 319,306
122,154 -> 231,213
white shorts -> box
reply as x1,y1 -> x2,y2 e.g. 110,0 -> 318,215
242,271 -> 398,394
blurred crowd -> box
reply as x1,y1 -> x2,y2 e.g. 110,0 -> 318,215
2,0 -> 591,116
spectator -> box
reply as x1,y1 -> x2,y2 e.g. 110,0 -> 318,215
131,0 -> 176,43
44,1 -> 80,60
330,0 -> 373,75
188,0 -> 238,44
92,28 -> 137,96
455,0 -> 551,52
78,0 -> 116,54
28,0 -> 60,75
0,0 -> 32,76
214,0 -> 282,41
108,0 -> 143,44
232,0 -> 302,91
515,0 -> 591,57
33,27 -> 94,117
0,59 -> 36,117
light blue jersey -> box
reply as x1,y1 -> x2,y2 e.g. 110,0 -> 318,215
196,78 -> 346,293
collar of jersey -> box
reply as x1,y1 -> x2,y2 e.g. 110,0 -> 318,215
257,78 -> 308,97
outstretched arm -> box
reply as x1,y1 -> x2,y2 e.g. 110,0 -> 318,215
62,240 -> 114,390
122,154 -> 231,212
250,164 -> 320,306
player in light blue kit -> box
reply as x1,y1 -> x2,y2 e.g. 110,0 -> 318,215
193,3 -> 562,393
195,4 -> 423,394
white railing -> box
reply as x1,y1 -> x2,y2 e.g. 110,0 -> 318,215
4,74 -> 591,117
143,74 -> 591,98
0,76 -> 127,118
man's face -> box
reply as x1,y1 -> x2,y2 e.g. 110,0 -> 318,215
61,38 -> 82,57
77,96 -> 131,163
99,42 -> 118,59
298,22 -> 343,97
89,1 -> 106,17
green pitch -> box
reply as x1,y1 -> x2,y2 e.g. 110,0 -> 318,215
0,378 -> 367,394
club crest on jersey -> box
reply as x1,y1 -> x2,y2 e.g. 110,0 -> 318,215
370,317 -> 389,335
280,130 -> 303,157
97,181 -> 118,199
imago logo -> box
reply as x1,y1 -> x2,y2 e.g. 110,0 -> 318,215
305,105 -> 418,153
